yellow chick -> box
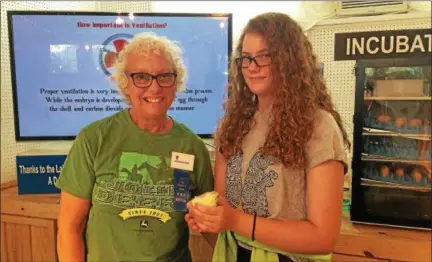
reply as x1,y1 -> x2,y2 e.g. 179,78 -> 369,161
190,191 -> 219,207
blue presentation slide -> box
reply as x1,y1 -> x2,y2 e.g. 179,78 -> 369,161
10,14 -> 229,138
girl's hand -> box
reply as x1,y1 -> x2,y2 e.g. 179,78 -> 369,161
187,196 -> 238,233
185,205 -> 201,232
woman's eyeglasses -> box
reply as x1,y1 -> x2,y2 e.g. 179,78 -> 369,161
129,72 -> 177,88
235,54 -> 272,68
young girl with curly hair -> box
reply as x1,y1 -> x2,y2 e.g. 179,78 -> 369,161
186,12 -> 351,262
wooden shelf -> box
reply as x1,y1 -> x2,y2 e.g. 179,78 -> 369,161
364,97 -> 431,101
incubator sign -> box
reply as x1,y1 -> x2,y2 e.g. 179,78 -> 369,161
334,29 -> 431,60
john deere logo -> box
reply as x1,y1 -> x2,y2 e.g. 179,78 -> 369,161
99,33 -> 134,76
140,220 -> 149,228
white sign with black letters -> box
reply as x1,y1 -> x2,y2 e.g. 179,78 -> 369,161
334,29 -> 431,60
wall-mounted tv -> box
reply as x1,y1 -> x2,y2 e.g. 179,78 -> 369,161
7,11 -> 232,140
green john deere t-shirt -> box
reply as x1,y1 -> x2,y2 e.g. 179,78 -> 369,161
56,109 -> 214,262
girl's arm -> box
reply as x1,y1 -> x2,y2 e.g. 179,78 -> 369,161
214,150 -> 227,197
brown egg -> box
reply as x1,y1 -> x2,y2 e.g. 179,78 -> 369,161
409,118 -> 422,127
395,117 -> 407,128
382,115 -> 391,123
380,165 -> 390,178
376,115 -> 385,122
395,168 -> 405,178
411,169 -> 423,183
377,114 -> 391,123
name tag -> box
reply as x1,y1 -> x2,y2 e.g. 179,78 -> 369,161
170,152 -> 195,171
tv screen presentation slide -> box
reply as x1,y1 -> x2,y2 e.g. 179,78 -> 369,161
8,12 -> 231,139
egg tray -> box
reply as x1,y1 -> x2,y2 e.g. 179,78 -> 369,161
363,137 -> 431,160
363,114 -> 431,134
363,166 -> 431,187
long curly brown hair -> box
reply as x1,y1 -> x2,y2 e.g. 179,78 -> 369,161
216,12 -> 351,169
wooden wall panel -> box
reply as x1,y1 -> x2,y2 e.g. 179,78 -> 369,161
1,222 -> 8,262
1,215 -> 57,262
5,223 -> 32,262
30,225 -> 57,262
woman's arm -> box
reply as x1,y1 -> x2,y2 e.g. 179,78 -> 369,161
192,159 -> 345,254
57,192 -> 90,262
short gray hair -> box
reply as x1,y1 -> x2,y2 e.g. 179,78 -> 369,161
110,32 -> 187,104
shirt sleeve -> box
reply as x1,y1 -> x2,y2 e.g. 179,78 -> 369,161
56,128 -> 96,199
305,110 -> 349,174
192,139 -> 215,196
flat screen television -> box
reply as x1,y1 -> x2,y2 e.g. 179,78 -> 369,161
7,11 -> 232,140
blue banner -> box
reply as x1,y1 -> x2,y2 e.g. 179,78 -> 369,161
173,169 -> 190,212
16,154 -> 67,194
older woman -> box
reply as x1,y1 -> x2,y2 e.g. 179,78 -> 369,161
56,33 -> 214,262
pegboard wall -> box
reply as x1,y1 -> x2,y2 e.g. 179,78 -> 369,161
307,17 -> 432,177
0,1 -> 152,183
95,1 -> 152,13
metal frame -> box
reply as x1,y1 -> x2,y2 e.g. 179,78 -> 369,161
7,10 -> 233,141
351,57 -> 432,230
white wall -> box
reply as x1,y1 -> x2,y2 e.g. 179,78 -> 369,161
152,1 -> 432,40
152,1 -> 303,43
